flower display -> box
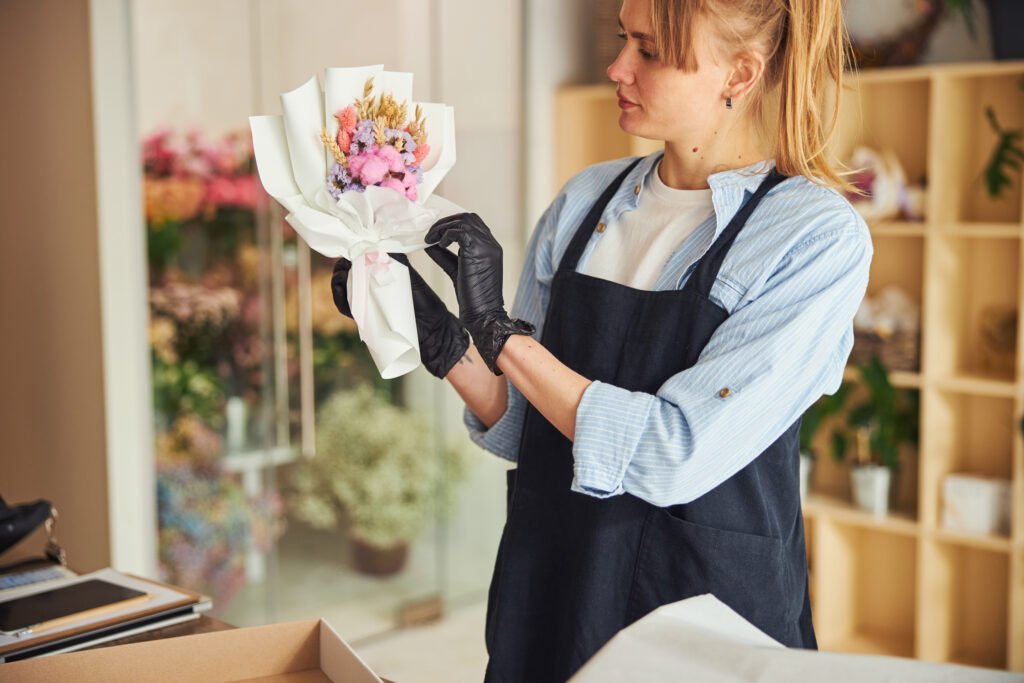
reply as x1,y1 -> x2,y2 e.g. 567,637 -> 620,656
250,66 -> 461,378
143,128 -> 264,225
142,126 -> 287,607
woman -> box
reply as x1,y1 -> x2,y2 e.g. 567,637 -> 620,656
333,0 -> 871,680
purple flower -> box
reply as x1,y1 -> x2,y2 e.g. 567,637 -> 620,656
326,162 -> 365,198
350,120 -> 377,154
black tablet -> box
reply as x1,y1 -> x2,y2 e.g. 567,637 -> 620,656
0,579 -> 146,632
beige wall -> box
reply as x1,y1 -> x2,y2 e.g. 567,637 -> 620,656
0,0 -> 111,571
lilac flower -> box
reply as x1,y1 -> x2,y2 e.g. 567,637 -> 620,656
350,119 -> 377,154
327,162 -> 351,199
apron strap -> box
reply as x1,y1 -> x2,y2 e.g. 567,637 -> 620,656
684,168 -> 788,298
557,158 -> 645,275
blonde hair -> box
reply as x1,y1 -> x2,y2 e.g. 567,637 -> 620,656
649,0 -> 853,192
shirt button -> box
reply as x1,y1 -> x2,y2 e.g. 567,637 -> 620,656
718,387 -> 732,398
596,222 -> 606,233
633,184 -> 641,195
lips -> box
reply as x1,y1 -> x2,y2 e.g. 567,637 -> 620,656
617,93 -> 638,109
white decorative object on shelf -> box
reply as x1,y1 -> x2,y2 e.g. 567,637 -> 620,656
942,473 -> 1011,537
851,464 -> 891,518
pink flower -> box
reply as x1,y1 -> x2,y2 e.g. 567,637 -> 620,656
376,145 -> 405,173
405,185 -> 418,202
348,152 -> 388,185
413,142 -> 430,165
379,177 -> 405,195
336,128 -> 352,153
336,106 -> 357,135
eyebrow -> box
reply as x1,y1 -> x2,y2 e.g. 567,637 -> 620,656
617,17 -> 652,40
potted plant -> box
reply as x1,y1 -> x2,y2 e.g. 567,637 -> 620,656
834,357 -> 920,517
288,384 -> 467,576
799,383 -> 852,501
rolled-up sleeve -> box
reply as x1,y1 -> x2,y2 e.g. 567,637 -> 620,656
571,220 -> 873,507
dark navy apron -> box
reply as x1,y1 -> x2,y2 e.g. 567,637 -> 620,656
483,159 -> 816,683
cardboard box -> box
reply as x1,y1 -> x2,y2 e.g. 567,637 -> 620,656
0,618 -> 384,683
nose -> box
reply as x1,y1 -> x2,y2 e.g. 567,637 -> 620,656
606,44 -> 633,85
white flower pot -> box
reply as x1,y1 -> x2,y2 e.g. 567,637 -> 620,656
851,464 -> 891,518
799,452 -> 814,502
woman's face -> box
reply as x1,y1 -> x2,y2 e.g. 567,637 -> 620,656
608,0 -> 731,145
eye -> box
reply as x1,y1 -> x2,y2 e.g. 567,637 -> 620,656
616,31 -> 656,60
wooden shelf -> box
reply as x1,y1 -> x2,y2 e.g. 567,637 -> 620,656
869,220 -> 927,237
932,374 -> 1019,398
934,223 -> 1023,238
930,527 -> 1014,554
804,494 -> 918,537
843,366 -> 922,389
820,631 -> 915,658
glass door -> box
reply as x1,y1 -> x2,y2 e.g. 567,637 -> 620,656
130,0 -> 519,643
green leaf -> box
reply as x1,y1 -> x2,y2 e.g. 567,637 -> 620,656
984,106 -> 1024,199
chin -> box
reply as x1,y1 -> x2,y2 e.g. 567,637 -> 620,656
618,115 -> 661,144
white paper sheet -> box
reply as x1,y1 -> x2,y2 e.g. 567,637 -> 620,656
570,594 -> 1023,683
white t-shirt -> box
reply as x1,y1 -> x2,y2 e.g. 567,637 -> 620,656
583,160 -> 715,290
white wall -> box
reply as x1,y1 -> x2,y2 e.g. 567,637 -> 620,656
523,0 -> 589,240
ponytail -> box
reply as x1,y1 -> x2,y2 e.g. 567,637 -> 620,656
774,0 -> 851,191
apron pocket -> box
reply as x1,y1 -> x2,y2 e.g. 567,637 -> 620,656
626,508 -> 798,644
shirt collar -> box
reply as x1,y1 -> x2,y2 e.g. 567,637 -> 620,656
608,152 -> 778,239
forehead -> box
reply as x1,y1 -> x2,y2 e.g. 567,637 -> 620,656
618,0 -> 652,31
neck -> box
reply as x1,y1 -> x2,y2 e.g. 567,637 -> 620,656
658,119 -> 769,190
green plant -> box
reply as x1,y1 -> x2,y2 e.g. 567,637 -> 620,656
983,104 -> 1024,199
944,0 -> 978,38
834,357 -> 920,470
799,383 -> 853,459
288,385 -> 467,549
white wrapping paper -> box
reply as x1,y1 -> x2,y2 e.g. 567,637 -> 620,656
570,594 -> 1020,682
250,66 -> 461,378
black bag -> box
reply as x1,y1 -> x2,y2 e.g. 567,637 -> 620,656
0,497 -> 65,566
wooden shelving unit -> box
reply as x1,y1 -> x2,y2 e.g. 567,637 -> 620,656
555,61 -> 1024,672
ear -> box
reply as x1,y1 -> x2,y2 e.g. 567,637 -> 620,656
723,50 -> 766,103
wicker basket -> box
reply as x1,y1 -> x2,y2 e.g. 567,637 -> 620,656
850,329 -> 920,372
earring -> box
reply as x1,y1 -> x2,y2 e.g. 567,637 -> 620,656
725,96 -> 733,110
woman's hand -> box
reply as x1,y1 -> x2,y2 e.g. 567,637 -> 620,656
426,213 -> 535,375
331,252 -> 469,379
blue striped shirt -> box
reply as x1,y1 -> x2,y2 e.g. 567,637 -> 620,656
464,152 -> 873,507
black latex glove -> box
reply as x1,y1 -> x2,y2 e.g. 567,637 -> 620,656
331,252 -> 469,379
425,213 -> 535,375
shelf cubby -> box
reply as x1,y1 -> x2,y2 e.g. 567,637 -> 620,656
924,235 -> 1020,383
833,75 -> 931,191
919,540 -> 1010,669
814,519 -> 917,658
920,391 -> 1014,540
931,72 -> 1024,227
867,234 -> 925,303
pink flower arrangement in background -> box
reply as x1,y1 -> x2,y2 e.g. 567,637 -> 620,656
143,128 -> 265,224
320,78 -> 429,202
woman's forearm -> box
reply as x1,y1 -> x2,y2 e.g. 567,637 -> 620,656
496,334 -> 591,441
446,343 -> 508,428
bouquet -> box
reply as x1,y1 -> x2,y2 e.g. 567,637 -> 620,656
250,66 -> 460,379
